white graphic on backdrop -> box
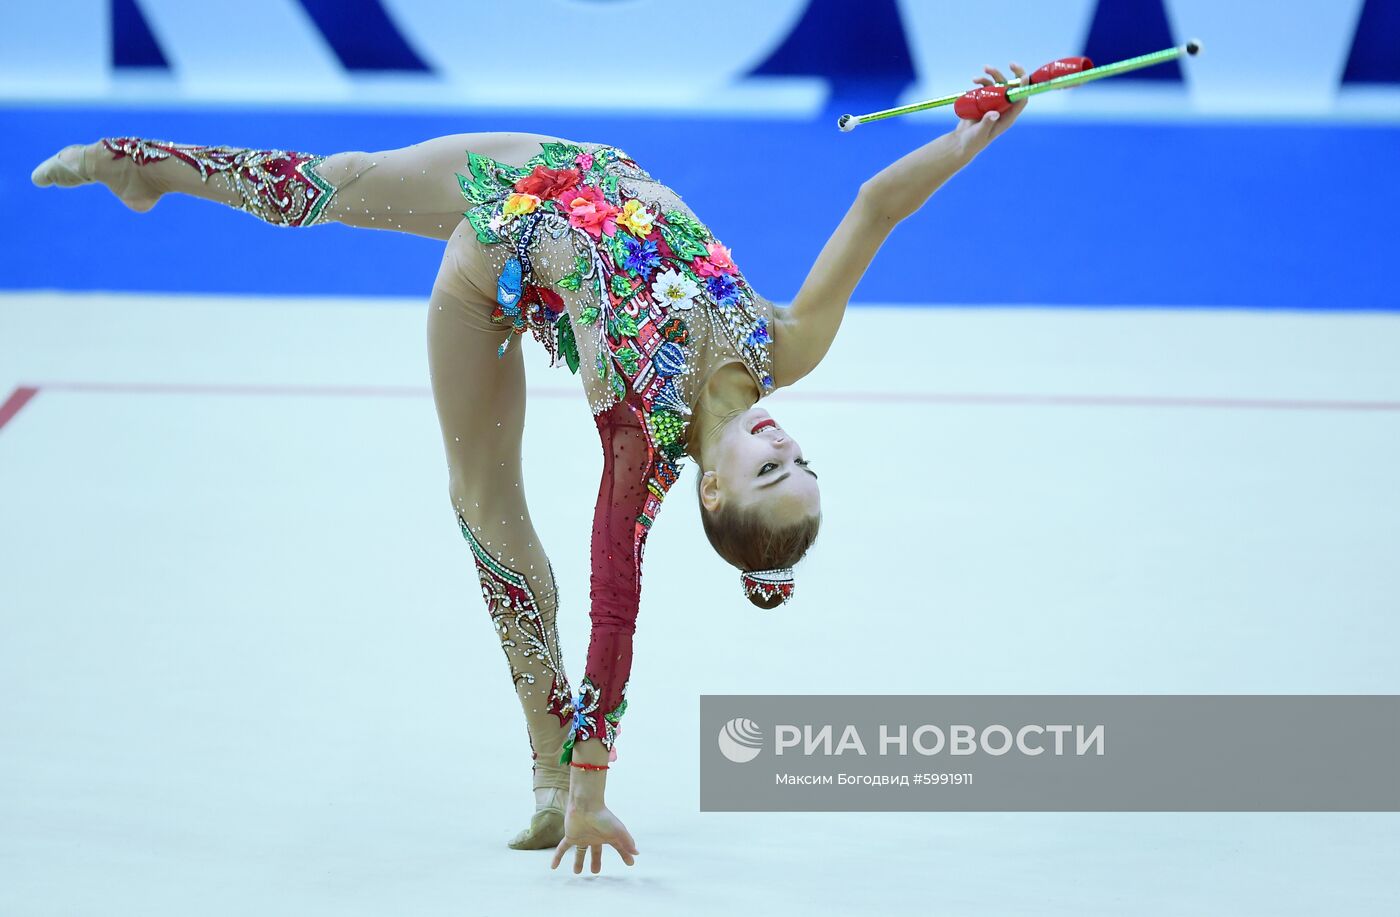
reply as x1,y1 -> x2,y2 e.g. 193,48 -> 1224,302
0,0 -> 1392,116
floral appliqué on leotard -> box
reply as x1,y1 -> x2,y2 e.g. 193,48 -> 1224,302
457,141 -> 774,439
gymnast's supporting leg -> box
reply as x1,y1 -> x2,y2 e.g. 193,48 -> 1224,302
30,131 -> 570,240
427,235 -> 575,850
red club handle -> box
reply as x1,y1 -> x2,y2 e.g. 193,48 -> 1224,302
1031,56 -> 1093,84
953,56 -> 1095,121
952,85 -> 1011,120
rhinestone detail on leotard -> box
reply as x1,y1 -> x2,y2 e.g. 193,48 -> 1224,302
103,137 -> 338,227
458,513 -> 573,727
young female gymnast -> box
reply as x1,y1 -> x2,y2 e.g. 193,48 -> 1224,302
32,63 -> 1030,874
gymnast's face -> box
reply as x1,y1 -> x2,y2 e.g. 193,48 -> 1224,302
699,407 -> 820,522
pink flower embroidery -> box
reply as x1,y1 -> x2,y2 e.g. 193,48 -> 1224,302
691,242 -> 736,277
706,241 -> 737,273
559,185 -> 619,238
576,152 -> 595,170
691,256 -> 723,278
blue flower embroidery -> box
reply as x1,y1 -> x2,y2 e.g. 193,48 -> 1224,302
745,317 -> 771,347
705,274 -> 739,304
621,235 -> 661,276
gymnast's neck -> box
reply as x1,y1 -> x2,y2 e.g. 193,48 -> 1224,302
686,361 -> 762,469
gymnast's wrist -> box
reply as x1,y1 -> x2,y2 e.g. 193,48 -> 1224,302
568,768 -> 607,807
568,739 -> 610,800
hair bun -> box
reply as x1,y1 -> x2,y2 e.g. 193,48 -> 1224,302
740,568 -> 795,608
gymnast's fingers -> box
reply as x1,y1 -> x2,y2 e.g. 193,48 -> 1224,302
1010,61 -> 1027,83
984,65 -> 1008,85
973,76 -> 994,87
591,844 -> 602,875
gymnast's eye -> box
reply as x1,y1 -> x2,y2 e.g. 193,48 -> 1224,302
758,462 -> 778,476
796,458 -> 818,478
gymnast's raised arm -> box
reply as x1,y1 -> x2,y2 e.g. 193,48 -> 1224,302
770,62 -> 1029,388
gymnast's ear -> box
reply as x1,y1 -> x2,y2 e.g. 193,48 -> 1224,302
698,469 -> 722,513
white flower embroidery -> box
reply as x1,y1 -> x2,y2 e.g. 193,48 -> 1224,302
650,268 -> 700,311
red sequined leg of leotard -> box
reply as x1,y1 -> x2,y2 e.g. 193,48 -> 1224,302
102,137 -> 338,227
560,398 -> 681,762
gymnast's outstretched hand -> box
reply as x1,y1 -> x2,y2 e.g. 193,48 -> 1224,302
550,756 -> 638,875
953,62 -> 1031,157
550,800 -> 639,874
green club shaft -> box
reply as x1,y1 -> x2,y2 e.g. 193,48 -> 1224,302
838,41 -> 1198,130
849,89 -> 999,125
1006,45 -> 1190,102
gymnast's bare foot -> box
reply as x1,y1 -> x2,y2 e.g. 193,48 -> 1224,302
507,787 -> 566,850
31,142 -> 163,213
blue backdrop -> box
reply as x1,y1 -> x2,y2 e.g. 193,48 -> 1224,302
6,107 -> 1397,310
2,0 -> 1398,310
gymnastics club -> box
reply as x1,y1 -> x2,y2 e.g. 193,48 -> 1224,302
836,39 -> 1202,131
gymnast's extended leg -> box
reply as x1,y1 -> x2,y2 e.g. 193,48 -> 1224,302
33,129 -> 578,846
30,131 -> 569,240
425,227 -> 577,850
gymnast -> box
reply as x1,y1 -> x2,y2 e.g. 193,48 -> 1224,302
32,62 -> 1031,874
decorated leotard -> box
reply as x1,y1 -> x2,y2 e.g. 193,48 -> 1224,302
457,141 -> 777,760
75,131 -> 772,784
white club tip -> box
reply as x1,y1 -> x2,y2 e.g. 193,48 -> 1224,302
837,114 -> 858,132
1185,38 -> 1203,56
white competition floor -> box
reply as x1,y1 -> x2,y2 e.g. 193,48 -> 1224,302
2,292 -> 1398,915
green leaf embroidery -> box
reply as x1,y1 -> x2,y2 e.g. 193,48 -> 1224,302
607,233 -> 630,270
456,171 -> 477,201
661,225 -> 708,261
497,159 -> 529,183
556,314 -> 580,374
613,313 -> 639,338
608,372 -> 627,400
664,209 -> 708,241
556,273 -> 582,292
465,207 -> 501,244
459,153 -> 527,206
610,274 -> 632,297
466,154 -> 503,199
538,142 -> 584,169
579,305 -> 600,325
616,346 -> 640,376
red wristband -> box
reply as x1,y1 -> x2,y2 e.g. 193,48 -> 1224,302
569,760 -> 610,771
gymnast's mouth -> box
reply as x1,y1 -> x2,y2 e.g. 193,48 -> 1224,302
750,417 -> 777,435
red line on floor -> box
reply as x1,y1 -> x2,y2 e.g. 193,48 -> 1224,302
39,381 -> 439,399
0,386 -> 39,432
776,390 -> 1400,412
28,380 -> 1400,413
